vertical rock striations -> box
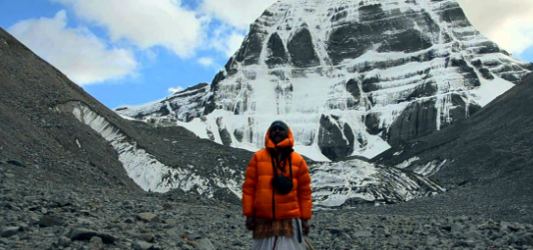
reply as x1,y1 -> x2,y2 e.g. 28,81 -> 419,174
116,0 -> 532,161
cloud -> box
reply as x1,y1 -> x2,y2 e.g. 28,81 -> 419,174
198,57 -> 214,67
168,86 -> 184,94
224,32 -> 246,57
209,27 -> 245,57
51,0 -> 206,58
457,0 -> 533,54
201,0 -> 276,30
8,10 -> 137,85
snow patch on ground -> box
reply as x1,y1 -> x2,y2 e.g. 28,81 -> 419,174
56,102 -> 240,196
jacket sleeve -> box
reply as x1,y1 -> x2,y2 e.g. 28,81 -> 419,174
297,158 -> 312,220
242,153 -> 258,217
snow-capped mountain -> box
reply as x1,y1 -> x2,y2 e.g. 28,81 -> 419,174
0,25 -> 443,208
117,0 -> 531,162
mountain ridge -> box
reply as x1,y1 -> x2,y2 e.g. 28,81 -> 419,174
116,0 -> 532,162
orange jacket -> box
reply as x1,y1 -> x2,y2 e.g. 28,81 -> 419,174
242,126 -> 312,220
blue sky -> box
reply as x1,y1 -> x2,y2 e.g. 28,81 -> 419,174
1,0 -> 532,109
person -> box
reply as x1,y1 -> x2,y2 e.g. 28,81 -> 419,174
242,120 -> 312,250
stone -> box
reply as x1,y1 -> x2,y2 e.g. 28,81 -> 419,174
96,232 -> 117,244
353,230 -> 372,238
0,227 -> 20,238
58,236 -> 71,247
125,230 -> 154,243
162,203 -> 174,210
452,240 -> 475,248
196,238 -> 216,250
75,218 -> 95,228
133,241 -> 155,250
136,213 -> 159,223
516,233 -> 533,246
89,236 -> 104,250
69,228 -> 97,241
164,219 -> 178,226
39,215 -> 65,227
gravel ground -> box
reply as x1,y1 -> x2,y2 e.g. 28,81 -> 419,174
2,167 -> 533,250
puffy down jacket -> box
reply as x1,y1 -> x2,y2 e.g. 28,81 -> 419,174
242,125 -> 312,220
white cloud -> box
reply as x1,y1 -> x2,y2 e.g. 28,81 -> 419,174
51,0 -> 206,58
198,57 -> 214,67
168,86 -> 184,94
224,33 -> 246,57
201,0 -> 276,30
206,23 -> 246,57
458,0 -> 533,54
8,10 -> 137,85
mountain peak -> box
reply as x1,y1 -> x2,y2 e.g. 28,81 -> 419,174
117,0 -> 531,161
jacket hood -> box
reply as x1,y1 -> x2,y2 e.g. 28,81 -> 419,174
264,122 -> 294,149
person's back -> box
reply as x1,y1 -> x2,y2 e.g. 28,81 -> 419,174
242,121 -> 312,250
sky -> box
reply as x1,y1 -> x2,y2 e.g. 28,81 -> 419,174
0,0 -> 532,109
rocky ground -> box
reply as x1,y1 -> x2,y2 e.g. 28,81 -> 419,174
2,163 -> 533,250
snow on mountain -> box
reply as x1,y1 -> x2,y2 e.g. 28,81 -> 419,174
116,0 -> 532,162
56,101 -> 440,207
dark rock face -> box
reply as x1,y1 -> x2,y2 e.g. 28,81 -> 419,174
203,95 -> 217,116
318,115 -> 354,161
377,29 -> 433,53
479,68 -> 494,80
345,79 -> 361,104
439,94 -> 472,130
235,25 -> 266,66
362,77 -> 380,92
266,33 -> 289,68
501,73 -> 522,84
287,27 -> 320,68
358,4 -> 385,22
477,41 -> 501,54
387,99 -> 438,146
233,129 -> 244,143
330,9 -> 348,22
365,113 -> 382,135
413,11 -> 442,35
408,81 -> 438,100
438,3 -> 470,27
327,24 -> 374,65
387,93 -> 480,146
224,57 -> 238,77
216,118 -> 233,146
448,58 -> 480,87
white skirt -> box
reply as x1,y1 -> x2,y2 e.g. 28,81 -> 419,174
252,219 -> 308,250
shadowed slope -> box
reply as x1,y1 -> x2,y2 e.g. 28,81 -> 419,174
372,73 -> 533,222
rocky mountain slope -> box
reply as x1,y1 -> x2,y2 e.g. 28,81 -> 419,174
117,0 -> 532,162
0,26 -> 252,199
368,73 -> 533,223
0,28 -> 139,192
